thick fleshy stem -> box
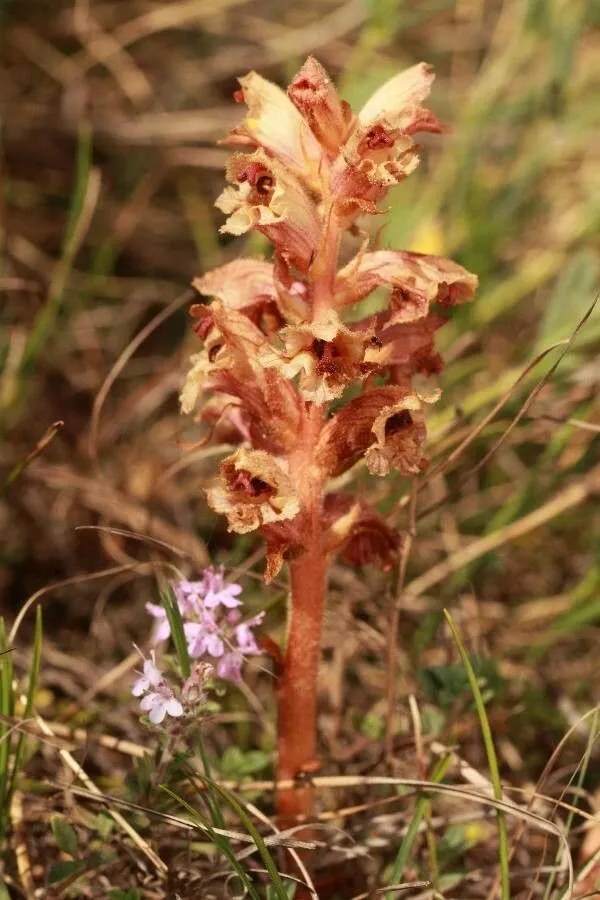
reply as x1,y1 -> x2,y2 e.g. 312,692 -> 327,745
277,405 -> 329,822
277,539 -> 327,820
276,401 -> 326,821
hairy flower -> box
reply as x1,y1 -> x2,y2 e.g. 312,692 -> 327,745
318,386 -> 431,478
335,249 -> 478,315
193,259 -> 277,314
364,394 -> 428,477
358,62 -> 444,135
217,150 -> 322,271
329,62 -> 446,218
287,56 -> 354,156
259,313 -> 371,402
207,448 -> 300,534
224,70 -> 324,189
324,493 -> 401,570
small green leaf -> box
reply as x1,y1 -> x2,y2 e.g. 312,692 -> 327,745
94,812 -> 114,840
360,712 -> 385,740
220,746 -> 244,776
51,815 -> 79,858
239,750 -> 269,776
48,859 -> 86,883
85,849 -> 117,868
108,891 -> 141,900
218,747 -> 270,778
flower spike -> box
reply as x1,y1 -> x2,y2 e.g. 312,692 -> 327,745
179,57 -> 478,821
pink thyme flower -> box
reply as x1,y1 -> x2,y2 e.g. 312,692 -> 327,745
235,614 -> 264,654
145,602 -> 171,643
216,652 -> 244,683
132,650 -> 184,725
184,618 -> 225,658
203,569 -> 243,609
174,579 -> 208,616
143,572 -> 263,684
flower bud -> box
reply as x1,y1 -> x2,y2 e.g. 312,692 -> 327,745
287,57 -> 354,156
224,71 -> 324,189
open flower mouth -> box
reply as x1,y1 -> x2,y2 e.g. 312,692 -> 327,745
237,162 -> 276,205
228,468 -> 276,500
207,448 -> 300,534
384,408 -> 414,437
362,124 -> 396,151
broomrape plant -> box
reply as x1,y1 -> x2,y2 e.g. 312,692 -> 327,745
179,58 -> 478,820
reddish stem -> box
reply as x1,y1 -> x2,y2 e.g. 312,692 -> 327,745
276,542 -> 327,820
276,403 -> 326,822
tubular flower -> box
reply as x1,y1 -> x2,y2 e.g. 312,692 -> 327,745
287,57 -> 354,156
323,493 -> 401,571
329,62 -> 446,219
335,249 -> 478,316
217,150 -> 322,272
207,447 -> 300,534
224,71 -> 324,190
259,313 -> 372,403
358,62 -> 445,135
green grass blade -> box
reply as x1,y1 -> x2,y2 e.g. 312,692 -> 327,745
8,604 -> 42,797
549,708 -> 599,900
444,610 -> 510,900
385,754 -> 452,899
21,123 -> 93,376
193,773 -> 291,900
160,785 -> 262,900
191,739 -> 226,830
0,618 -> 14,837
159,585 -> 191,679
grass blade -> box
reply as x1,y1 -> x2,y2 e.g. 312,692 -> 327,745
160,785 -> 263,900
0,618 -> 14,839
444,610 -> 510,900
159,584 -> 191,679
385,754 -> 452,899
193,772 -> 291,900
9,604 -> 42,797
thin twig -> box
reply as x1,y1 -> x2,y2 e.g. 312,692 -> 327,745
88,289 -> 193,465
36,715 -> 168,875
10,790 -> 35,899
386,481 -> 417,762
402,469 -> 599,602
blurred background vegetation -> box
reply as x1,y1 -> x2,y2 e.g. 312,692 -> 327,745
1,0 -> 600,842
